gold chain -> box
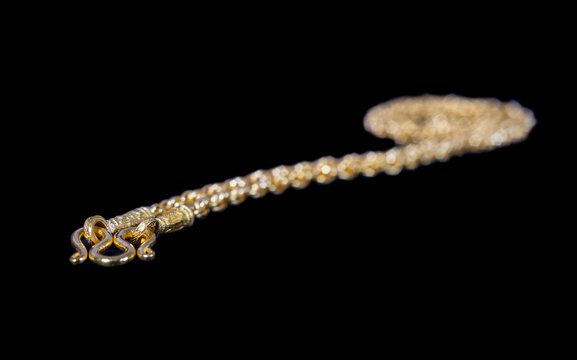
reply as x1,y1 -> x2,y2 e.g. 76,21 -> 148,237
70,95 -> 536,266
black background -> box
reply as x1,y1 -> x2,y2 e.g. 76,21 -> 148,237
21,6 -> 567,354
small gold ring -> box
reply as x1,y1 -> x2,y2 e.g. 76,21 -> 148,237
83,215 -> 109,246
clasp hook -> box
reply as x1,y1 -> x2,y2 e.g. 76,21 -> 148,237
88,228 -> 136,267
70,215 -> 114,265
70,216 -> 158,267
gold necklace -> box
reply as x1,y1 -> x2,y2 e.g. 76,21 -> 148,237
70,94 -> 536,266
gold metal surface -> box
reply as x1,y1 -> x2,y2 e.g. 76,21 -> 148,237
70,95 -> 536,266
134,219 -> 158,261
106,207 -> 155,233
70,228 -> 88,265
89,228 -> 136,267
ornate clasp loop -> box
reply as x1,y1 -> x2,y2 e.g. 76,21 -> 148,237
88,229 -> 137,267
69,228 -> 92,265
70,216 -> 159,267
70,216 -> 114,265
90,219 -> 158,266
71,225 -> 135,266
119,219 -> 159,262
70,215 -> 138,267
